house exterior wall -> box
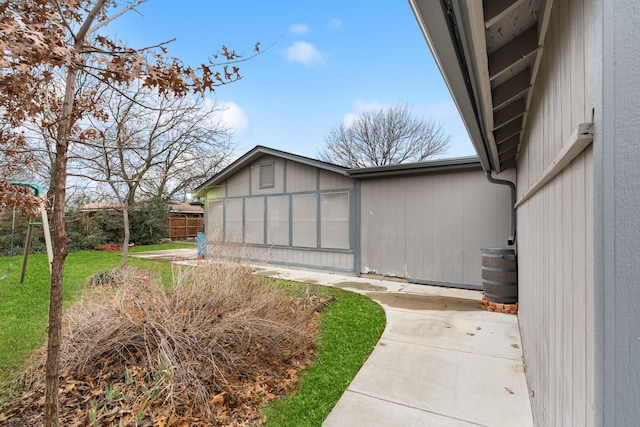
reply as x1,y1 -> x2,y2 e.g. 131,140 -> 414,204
204,154 -> 356,272
360,167 -> 513,288
594,0 -> 640,424
515,0 -> 595,424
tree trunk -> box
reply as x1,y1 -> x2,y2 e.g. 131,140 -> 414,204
122,202 -> 130,266
44,65 -> 77,427
44,4 -> 109,423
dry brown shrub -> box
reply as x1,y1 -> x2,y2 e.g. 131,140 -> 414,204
2,261 -> 329,426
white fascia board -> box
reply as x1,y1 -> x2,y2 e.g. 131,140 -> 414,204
408,0 -> 493,172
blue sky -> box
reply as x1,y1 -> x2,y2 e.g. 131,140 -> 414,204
108,1 -> 475,160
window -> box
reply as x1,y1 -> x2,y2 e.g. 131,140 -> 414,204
259,162 -> 275,189
245,197 -> 265,244
320,192 -> 350,249
292,194 -> 317,247
267,195 -> 289,245
207,200 -> 224,241
224,199 -> 243,243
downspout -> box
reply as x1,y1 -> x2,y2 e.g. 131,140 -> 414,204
485,172 -> 516,246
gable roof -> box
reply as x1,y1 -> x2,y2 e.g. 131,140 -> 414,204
409,0 -> 553,173
193,145 -> 349,196
194,145 -> 483,195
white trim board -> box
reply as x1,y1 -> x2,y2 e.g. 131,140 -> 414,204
515,122 -> 594,208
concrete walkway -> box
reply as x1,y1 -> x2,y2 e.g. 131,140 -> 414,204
131,250 -> 533,426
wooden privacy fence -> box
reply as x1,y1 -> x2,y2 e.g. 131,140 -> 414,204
168,216 -> 204,240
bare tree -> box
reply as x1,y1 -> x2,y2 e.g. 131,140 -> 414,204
319,103 -> 450,167
0,1 -> 256,424
71,82 -> 235,263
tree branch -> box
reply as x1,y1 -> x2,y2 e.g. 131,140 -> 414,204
88,0 -> 146,35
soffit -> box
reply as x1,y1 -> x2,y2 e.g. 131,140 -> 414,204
410,0 -> 552,173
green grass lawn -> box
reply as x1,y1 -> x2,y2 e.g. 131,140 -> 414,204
0,245 -> 385,425
262,285 -> 385,426
0,248 -> 175,398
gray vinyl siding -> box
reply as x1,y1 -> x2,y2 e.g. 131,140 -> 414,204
244,246 -> 354,272
360,168 -> 512,286
516,0 -> 595,425
319,170 -> 353,190
594,0 -> 640,424
250,156 -> 285,195
204,157 -> 355,272
226,168 -> 250,197
286,161 -> 317,193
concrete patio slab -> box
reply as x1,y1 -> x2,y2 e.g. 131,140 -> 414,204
324,391 -> 479,427
252,267 -> 345,286
344,340 -> 531,427
130,248 -> 198,261
382,309 -> 524,359
402,283 -> 482,300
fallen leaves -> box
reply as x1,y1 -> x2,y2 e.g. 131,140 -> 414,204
0,264 -> 331,426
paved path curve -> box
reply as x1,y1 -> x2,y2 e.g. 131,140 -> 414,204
131,250 -> 533,426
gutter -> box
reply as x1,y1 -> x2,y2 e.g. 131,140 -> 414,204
407,0 -> 492,171
347,156 -> 481,179
485,172 -> 516,246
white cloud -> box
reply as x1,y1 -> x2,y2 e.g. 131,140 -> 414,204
289,23 -> 310,35
285,41 -> 325,67
217,100 -> 249,134
327,18 -> 344,30
342,99 -> 388,126
342,113 -> 358,127
344,99 -> 459,125
352,99 -> 388,113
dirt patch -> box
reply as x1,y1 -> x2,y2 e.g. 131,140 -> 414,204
96,243 -> 122,251
367,292 -> 481,311
334,281 -> 387,292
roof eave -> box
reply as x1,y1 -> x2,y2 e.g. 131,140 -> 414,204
193,146 -> 348,197
408,0 -> 494,172
347,156 -> 482,179
410,0 -> 554,174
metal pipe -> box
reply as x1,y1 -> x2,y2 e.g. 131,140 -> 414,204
486,171 -> 516,245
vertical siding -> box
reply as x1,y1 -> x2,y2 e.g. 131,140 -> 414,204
361,178 -> 406,277
516,0 -> 594,425
205,159 -> 356,273
319,170 -> 353,190
226,168 -> 250,197
286,162 -> 317,193
360,168 -> 512,286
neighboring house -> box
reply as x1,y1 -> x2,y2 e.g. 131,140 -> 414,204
81,201 -> 203,240
166,203 -> 204,240
194,145 -> 514,290
409,0 -> 639,425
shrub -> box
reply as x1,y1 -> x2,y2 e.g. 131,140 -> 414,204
5,261 -> 329,425
129,198 -> 169,245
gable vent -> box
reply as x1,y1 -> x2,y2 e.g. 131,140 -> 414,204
259,162 -> 275,188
